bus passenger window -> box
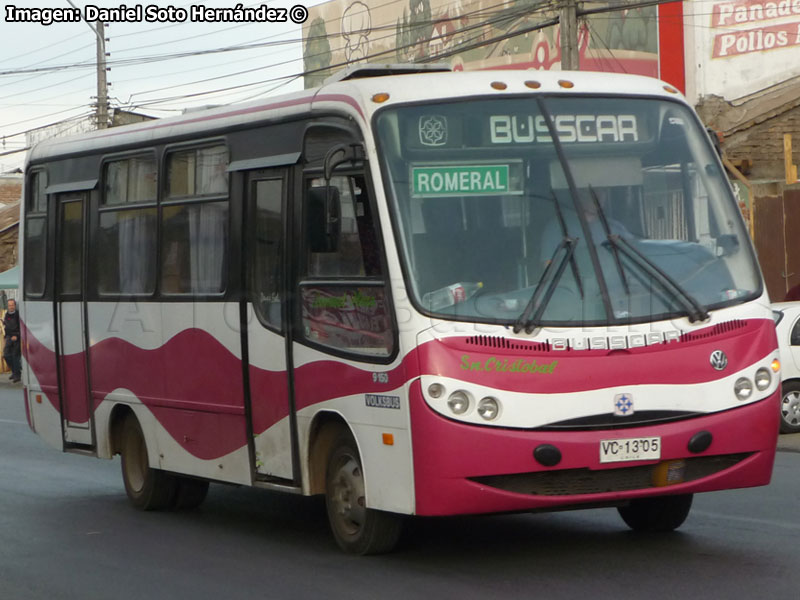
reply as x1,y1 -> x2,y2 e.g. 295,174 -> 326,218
24,171 -> 48,297
28,170 -> 48,213
161,202 -> 228,295
104,157 -> 157,205
161,146 -> 230,296
24,217 -> 47,297
97,208 -> 157,295
168,146 -> 228,198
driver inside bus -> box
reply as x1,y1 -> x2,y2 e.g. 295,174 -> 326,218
539,186 -> 635,268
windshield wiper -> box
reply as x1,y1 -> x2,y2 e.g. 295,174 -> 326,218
552,192 -> 584,300
536,97 -> 614,320
589,185 -> 629,296
513,237 -> 577,334
588,185 -> 708,323
605,234 -> 710,323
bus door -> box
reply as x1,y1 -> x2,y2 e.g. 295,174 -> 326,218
55,192 -> 93,447
290,128 -> 395,466
245,168 -> 294,481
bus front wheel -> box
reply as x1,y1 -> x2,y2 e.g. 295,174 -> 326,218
617,493 -> 693,532
325,434 -> 403,554
120,416 -> 177,511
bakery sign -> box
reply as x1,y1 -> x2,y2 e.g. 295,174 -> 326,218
712,0 -> 800,57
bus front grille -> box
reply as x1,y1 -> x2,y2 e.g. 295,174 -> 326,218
469,453 -> 751,496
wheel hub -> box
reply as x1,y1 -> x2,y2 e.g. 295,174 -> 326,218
330,455 -> 366,535
782,391 -> 800,427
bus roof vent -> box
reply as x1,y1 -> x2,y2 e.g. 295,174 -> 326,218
323,63 -> 452,85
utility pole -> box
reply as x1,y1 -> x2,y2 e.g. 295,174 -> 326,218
560,0 -> 579,71
66,1 -> 109,129
94,20 -> 109,129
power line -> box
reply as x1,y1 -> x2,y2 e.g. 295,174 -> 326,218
0,0 -> 738,149
126,1 -> 560,108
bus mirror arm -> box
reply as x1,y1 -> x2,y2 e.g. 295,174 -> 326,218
325,186 -> 341,252
323,142 -> 367,182
323,144 -> 351,182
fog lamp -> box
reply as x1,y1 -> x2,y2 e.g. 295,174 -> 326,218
428,383 -> 445,399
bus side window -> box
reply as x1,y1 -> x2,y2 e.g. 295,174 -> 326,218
300,173 -> 392,357
24,171 -> 48,297
161,145 -> 229,295
97,156 -> 158,295
305,175 -> 381,278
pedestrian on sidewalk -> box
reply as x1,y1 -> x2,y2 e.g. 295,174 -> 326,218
3,299 -> 21,383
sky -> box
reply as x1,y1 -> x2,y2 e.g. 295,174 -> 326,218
0,0 -> 327,173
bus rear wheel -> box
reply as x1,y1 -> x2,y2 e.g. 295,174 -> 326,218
617,494 -> 693,532
325,434 -> 403,554
120,416 -> 177,511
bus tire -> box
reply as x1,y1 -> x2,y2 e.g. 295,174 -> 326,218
172,477 -> 209,510
325,434 -> 403,555
120,416 -> 177,511
617,493 -> 693,532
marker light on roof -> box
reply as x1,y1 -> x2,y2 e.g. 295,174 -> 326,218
525,80 -> 541,89
663,85 -> 679,94
491,81 -> 507,90
558,79 -> 575,89
371,93 -> 390,103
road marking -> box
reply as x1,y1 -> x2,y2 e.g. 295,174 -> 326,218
693,510 -> 800,531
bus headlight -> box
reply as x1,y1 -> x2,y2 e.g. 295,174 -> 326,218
477,397 -> 500,421
754,367 -> 772,391
447,391 -> 471,415
427,383 -> 445,399
734,377 -> 754,401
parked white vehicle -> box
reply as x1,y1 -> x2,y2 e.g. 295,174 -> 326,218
772,302 -> 800,433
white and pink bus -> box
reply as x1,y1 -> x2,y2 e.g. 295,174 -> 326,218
21,65 -> 780,554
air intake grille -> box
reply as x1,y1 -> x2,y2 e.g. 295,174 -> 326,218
465,335 -> 550,352
680,320 -> 746,343
470,453 -> 750,496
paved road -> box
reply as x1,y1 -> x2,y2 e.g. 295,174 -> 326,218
1,382 -> 799,599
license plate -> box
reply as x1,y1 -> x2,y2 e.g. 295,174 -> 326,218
599,436 -> 661,463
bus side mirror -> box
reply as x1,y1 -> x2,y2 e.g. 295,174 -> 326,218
307,186 -> 340,253
706,127 -> 723,158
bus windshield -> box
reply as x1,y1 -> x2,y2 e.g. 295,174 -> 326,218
375,95 -> 761,326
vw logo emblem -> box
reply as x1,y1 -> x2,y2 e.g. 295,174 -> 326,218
710,350 -> 728,371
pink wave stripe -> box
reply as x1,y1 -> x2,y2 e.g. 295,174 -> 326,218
21,317 -> 776,461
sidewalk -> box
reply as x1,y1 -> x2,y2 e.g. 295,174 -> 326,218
777,433 -> 800,453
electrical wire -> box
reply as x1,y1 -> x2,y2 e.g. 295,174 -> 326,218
0,0 -> 555,78
125,1 -> 561,108
0,0 -> 754,150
